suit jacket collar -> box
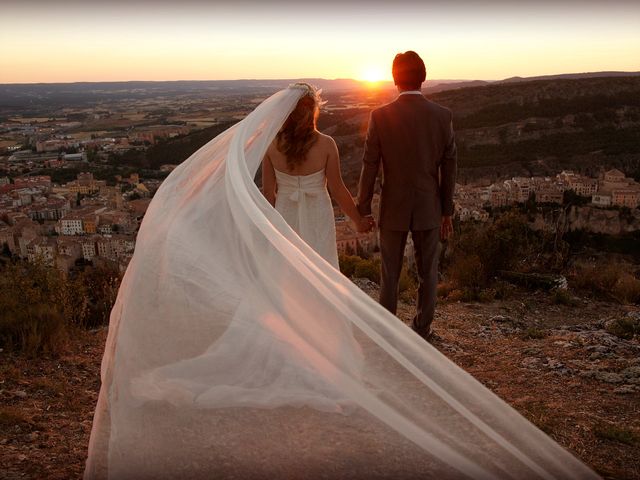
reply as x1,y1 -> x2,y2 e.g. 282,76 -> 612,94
396,92 -> 426,102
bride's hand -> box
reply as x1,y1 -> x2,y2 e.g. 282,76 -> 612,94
355,215 -> 375,233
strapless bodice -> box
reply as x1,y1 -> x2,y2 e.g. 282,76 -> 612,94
273,168 -> 338,268
274,169 -> 327,202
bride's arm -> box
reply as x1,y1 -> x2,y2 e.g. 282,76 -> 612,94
326,138 -> 372,232
262,151 -> 277,207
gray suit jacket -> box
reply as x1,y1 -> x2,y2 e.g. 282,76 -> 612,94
356,93 -> 457,231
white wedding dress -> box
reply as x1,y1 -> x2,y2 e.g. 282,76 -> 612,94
84,85 -> 600,480
274,167 -> 339,268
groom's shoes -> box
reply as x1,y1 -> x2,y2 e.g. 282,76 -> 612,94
412,326 -> 439,344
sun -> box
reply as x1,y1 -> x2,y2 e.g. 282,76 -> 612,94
360,66 -> 386,84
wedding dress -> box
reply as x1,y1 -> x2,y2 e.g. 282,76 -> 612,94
274,167 -> 339,268
84,85 -> 599,480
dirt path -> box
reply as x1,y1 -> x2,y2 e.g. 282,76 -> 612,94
1,290 -> 638,479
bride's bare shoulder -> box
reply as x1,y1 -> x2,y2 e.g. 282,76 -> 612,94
315,131 -> 337,150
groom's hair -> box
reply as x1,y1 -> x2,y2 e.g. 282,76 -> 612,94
392,51 -> 426,90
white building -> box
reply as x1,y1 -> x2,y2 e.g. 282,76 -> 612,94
81,239 -> 97,260
60,215 -> 84,235
591,193 -> 612,207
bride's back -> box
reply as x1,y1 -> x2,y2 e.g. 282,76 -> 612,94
267,131 -> 333,176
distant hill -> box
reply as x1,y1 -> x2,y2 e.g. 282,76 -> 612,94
322,74 -> 640,187
500,71 -> 640,84
2,72 -> 639,108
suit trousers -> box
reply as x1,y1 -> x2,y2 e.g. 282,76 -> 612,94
379,227 -> 440,333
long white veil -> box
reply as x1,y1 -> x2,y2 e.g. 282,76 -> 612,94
84,86 -> 599,479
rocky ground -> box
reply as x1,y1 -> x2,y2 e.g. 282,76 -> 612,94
1,286 -> 639,480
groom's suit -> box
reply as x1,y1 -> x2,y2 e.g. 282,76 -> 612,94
357,91 -> 457,334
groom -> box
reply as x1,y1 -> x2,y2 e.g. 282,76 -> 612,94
356,50 -> 457,341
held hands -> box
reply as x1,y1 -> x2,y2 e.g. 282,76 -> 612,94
440,215 -> 453,241
355,215 -> 376,233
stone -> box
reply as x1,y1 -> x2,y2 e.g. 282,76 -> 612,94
545,358 -> 565,370
614,385 -> 638,394
626,311 -> 640,322
621,366 -> 640,379
586,345 -> 609,353
521,357 -> 541,368
594,371 -> 624,384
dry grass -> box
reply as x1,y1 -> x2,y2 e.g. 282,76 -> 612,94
1,291 -> 639,479
571,260 -> 640,305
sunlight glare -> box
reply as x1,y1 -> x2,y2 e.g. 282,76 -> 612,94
360,66 -> 387,85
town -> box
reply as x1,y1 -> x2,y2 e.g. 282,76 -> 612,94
1,82 -> 639,273
2,158 -> 638,274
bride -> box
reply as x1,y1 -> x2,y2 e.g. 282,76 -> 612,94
84,83 -> 599,480
262,83 -> 373,268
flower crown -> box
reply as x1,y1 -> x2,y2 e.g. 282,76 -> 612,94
287,82 -> 327,106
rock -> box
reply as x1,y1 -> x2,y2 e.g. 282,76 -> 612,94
621,366 -> 640,379
521,357 -> 541,368
522,347 -> 542,355
626,311 -> 640,322
545,358 -> 565,370
14,390 -> 27,398
352,278 -> 378,291
586,345 -> 609,354
614,385 -> 638,394
594,371 -> 624,384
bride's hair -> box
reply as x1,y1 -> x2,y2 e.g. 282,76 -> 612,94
277,83 -> 321,170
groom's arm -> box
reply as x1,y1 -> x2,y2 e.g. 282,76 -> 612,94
439,113 -> 457,217
356,112 -> 381,217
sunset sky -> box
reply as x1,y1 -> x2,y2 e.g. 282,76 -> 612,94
2,0 -> 639,84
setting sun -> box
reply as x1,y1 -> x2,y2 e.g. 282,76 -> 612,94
360,66 -> 387,84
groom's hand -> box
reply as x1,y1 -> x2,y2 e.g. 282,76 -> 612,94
440,215 -> 453,241
356,215 -> 375,233
364,215 -> 376,233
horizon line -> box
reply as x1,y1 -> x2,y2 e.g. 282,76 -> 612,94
3,70 -> 640,86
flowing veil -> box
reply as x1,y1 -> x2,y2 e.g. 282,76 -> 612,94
84,86 -> 599,479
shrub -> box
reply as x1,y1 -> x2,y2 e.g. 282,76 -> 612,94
0,259 -> 121,354
477,288 -> 497,303
437,282 -> 455,299
611,273 -> 640,304
0,305 -> 67,355
338,255 -> 360,278
552,289 -> 578,306
354,258 -> 381,284
570,261 -> 640,305
398,266 -> 418,303
522,327 -> 547,340
339,254 -> 381,284
593,424 -> 638,446
448,254 -> 486,299
605,317 -> 638,340
445,211 -> 547,295
493,280 -> 516,300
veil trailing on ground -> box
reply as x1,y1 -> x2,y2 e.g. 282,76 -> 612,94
84,86 -> 599,480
